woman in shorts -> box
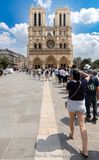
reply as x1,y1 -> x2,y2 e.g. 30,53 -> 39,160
66,70 -> 90,158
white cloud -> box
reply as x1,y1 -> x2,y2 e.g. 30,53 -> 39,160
36,0 -> 52,9
0,32 -> 16,46
72,33 -> 99,61
92,32 -> 99,35
0,23 -> 28,55
0,22 -> 9,30
0,22 -> 99,61
10,23 -> 28,55
48,13 -> 55,26
10,23 -> 28,44
71,8 -> 99,24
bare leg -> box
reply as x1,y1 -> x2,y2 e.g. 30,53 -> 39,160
76,112 -> 88,156
45,75 -> 47,81
69,112 -> 75,138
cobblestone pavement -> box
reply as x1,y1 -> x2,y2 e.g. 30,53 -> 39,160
0,73 -> 99,160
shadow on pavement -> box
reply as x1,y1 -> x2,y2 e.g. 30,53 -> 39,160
54,85 -> 63,88
62,94 -> 68,99
35,133 -> 79,159
62,96 -> 67,99
58,91 -> 66,94
35,133 -> 99,160
87,151 -> 99,160
61,117 -> 79,126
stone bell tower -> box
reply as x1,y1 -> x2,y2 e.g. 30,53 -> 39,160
27,6 -> 73,69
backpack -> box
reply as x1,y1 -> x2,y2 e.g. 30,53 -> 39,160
87,78 -> 96,94
45,69 -> 49,74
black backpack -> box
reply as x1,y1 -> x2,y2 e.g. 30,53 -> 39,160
45,69 -> 49,74
87,78 -> 96,94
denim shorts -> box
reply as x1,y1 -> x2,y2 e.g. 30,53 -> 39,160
67,99 -> 86,114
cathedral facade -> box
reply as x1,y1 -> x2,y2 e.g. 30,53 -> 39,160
27,6 -> 73,69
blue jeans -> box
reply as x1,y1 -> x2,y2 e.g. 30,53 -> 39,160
85,95 -> 97,118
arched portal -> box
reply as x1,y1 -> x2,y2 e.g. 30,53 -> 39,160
45,56 -> 57,68
33,57 -> 42,69
59,57 -> 68,68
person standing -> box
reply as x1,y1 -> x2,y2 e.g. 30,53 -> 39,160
32,69 -> 36,78
84,71 -> 99,121
54,68 -> 59,82
44,67 -> 49,81
62,69 -> 67,87
66,70 -> 89,158
37,68 -> 42,80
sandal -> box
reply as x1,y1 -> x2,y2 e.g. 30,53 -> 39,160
79,149 -> 88,158
69,133 -> 74,139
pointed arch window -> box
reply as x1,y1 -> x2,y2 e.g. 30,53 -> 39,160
34,43 -> 37,49
60,43 -> 62,48
39,43 -> 41,49
64,43 -> 66,48
63,14 -> 66,26
59,14 -> 62,26
38,13 -> 41,26
34,13 -> 37,26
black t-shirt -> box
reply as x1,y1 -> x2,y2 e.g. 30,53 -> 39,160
66,80 -> 85,100
84,77 -> 99,96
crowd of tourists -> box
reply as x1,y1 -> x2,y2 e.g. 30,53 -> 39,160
55,65 -> 99,158
26,67 -> 54,80
3,64 -> 98,158
27,65 -> 99,158
1,64 -> 98,158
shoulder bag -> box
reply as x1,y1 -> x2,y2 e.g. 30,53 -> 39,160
65,81 -> 81,108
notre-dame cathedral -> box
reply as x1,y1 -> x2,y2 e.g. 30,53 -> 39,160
27,6 -> 73,69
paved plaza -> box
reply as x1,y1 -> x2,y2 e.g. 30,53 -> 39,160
0,72 -> 99,160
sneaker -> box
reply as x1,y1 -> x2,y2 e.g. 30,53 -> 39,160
86,117 -> 91,122
92,116 -> 98,121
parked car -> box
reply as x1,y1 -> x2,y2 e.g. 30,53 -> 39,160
3,69 -> 8,75
0,68 -> 3,76
5,68 -> 14,74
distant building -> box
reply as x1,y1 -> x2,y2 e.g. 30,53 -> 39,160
27,6 -> 73,69
0,48 -> 26,68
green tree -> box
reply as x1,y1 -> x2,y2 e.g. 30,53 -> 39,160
0,63 -> 3,68
80,58 -> 91,68
92,59 -> 99,68
0,57 -> 9,69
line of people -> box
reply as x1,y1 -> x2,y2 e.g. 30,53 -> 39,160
26,67 -> 54,81
65,67 -> 99,158
54,65 -> 99,122
54,65 -> 99,158
54,68 -> 69,86
26,65 -> 99,157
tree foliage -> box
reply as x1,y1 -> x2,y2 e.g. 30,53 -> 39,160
0,57 -> 9,69
92,59 -> 99,68
73,57 -> 99,69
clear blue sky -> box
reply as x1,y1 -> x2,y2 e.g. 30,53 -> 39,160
0,0 -> 99,60
0,0 -> 99,32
